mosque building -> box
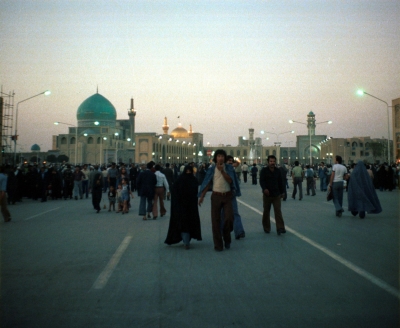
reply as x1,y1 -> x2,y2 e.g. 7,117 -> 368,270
46,91 -> 394,166
52,91 -> 204,165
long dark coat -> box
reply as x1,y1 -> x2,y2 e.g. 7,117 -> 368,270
348,161 -> 382,214
92,172 -> 103,211
164,170 -> 202,245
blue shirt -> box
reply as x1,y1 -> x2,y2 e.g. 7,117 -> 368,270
0,173 -> 7,192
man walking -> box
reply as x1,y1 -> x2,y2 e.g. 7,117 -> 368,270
251,163 -> 258,185
291,161 -> 304,200
72,165 -> 85,200
305,165 -> 316,196
107,162 -> 118,190
259,155 -> 286,235
241,162 -> 249,183
137,162 -> 157,220
329,155 -> 348,217
153,164 -> 170,219
198,149 -> 236,251
318,162 -> 328,191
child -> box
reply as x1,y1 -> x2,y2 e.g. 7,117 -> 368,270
121,178 -> 134,214
108,185 -> 116,212
116,183 -> 123,213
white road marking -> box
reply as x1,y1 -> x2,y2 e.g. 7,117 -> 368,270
24,207 -> 61,220
237,199 -> 400,300
92,236 -> 132,290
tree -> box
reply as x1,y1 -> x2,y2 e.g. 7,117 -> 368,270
57,154 -> 69,163
46,154 -> 57,163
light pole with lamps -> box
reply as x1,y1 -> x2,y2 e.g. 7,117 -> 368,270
260,130 -> 294,164
289,119 -> 332,165
357,90 -> 391,163
14,90 -> 51,164
114,132 -> 120,163
54,121 -> 78,165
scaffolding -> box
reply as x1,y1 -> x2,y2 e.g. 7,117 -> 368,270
1,87 -> 15,164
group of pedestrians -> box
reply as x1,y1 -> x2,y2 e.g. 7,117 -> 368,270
0,154 -> 396,256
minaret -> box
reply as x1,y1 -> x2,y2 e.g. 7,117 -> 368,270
307,111 -> 316,136
249,127 -> 255,148
162,117 -> 169,134
128,98 -> 136,140
189,124 -> 193,137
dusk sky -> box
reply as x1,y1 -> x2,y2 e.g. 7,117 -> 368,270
1,0 -> 399,153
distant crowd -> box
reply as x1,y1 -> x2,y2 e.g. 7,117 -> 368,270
0,158 -> 398,252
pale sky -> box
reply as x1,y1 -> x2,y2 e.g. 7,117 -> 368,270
1,0 -> 399,152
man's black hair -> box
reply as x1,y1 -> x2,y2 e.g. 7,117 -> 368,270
212,149 -> 227,163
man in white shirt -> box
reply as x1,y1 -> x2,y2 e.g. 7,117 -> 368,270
329,155 -> 348,217
153,164 -> 170,219
198,149 -> 236,251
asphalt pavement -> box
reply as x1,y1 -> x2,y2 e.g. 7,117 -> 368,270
1,181 -> 399,328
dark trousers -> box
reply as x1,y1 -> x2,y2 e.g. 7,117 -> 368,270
82,180 -> 89,198
292,178 -> 303,200
306,177 -> 315,195
243,171 -> 248,183
211,192 -> 233,250
252,174 -> 257,185
262,194 -> 285,232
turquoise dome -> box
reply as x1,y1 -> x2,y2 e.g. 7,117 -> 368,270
31,144 -> 40,151
77,93 -> 116,127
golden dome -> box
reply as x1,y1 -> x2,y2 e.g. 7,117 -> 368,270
171,124 -> 189,138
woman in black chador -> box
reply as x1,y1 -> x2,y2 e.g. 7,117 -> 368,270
92,170 -> 103,213
164,165 -> 202,249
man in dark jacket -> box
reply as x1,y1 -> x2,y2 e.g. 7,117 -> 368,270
137,162 -> 157,220
259,155 -> 286,235
251,163 -> 258,185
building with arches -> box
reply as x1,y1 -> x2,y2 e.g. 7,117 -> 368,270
53,92 -> 136,164
320,136 -> 393,165
52,92 -> 204,165
135,118 -> 203,164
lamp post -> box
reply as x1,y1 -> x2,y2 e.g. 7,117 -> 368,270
54,121 -> 77,165
14,90 -> 51,164
101,137 -> 107,166
260,130 -> 294,164
357,90 -> 391,163
289,119 -> 332,165
114,132 -> 120,163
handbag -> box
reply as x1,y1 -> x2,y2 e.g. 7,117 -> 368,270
327,188 -> 333,201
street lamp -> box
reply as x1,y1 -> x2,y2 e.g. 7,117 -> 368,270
114,132 -> 119,163
289,119 -> 332,165
14,90 -> 51,164
54,121 -> 77,165
357,90 -> 391,163
101,137 -> 107,166
260,130 -> 294,164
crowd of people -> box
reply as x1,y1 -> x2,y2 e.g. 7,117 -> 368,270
0,154 -> 398,251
